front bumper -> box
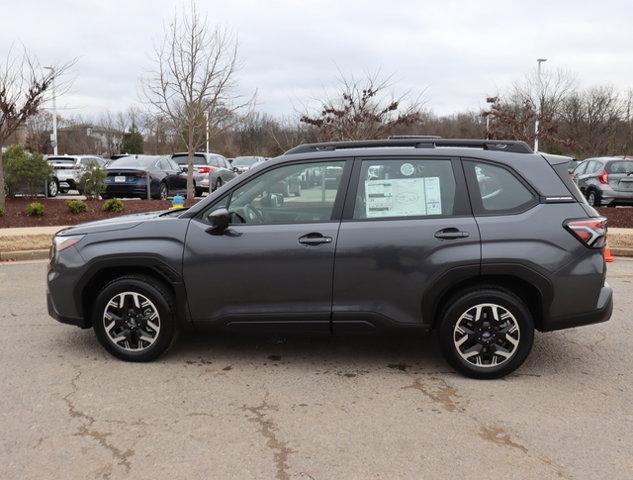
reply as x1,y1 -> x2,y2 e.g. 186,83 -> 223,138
47,289 -> 89,328
541,283 -> 613,331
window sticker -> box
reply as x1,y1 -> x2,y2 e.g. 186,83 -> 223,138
400,163 -> 415,176
365,177 -> 442,218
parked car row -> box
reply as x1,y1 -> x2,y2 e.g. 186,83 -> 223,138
41,152 -> 269,199
569,156 -> 633,207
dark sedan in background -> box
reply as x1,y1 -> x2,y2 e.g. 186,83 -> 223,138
104,155 -> 188,199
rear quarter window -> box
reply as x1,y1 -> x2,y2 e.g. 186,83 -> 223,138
465,160 -> 538,215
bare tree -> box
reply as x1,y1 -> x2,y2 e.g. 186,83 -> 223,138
300,71 -> 425,141
0,45 -> 73,209
559,86 -> 622,156
484,69 -> 577,151
142,2 -> 251,198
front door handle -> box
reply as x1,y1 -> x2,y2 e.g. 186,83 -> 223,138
434,228 -> 470,240
298,233 -> 333,246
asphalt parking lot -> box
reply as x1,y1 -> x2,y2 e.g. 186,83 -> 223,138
1,260 -> 631,479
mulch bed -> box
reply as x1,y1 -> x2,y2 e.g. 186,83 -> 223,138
0,197 -> 200,228
597,207 -> 633,229
1,198 -> 632,229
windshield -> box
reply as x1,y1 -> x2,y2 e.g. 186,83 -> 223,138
109,156 -> 157,168
172,154 -> 207,165
606,160 -> 633,174
232,156 -> 259,167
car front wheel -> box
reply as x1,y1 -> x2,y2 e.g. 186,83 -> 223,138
438,287 -> 534,379
92,275 -> 177,362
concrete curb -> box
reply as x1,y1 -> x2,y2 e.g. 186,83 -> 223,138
2,225 -> 633,260
0,249 -> 50,261
0,226 -> 67,253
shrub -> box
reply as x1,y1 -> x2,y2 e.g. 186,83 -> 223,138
103,198 -> 124,212
77,161 -> 106,199
66,199 -> 87,214
26,202 -> 45,216
4,145 -> 53,197
0,207 -> 4,217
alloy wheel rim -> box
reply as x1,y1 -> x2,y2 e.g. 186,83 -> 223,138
102,291 -> 160,351
453,303 -> 520,368
588,192 -> 595,205
160,184 -> 167,199
49,181 -> 58,196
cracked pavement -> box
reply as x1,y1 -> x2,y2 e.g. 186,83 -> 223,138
1,259 -> 632,479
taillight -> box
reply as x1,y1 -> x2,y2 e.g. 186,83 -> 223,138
598,170 -> 609,184
564,217 -> 607,248
570,173 -> 577,181
198,166 -> 213,174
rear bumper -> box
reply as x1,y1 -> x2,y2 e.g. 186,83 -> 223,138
105,184 -> 155,198
541,283 -> 613,331
599,187 -> 633,204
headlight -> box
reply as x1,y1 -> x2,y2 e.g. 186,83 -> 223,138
51,235 -> 85,258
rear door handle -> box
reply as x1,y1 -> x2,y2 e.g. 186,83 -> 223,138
435,228 -> 470,240
298,233 -> 333,246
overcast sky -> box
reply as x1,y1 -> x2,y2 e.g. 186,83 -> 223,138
1,0 -> 631,121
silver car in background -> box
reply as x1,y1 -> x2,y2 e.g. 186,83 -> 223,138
231,156 -> 265,174
171,152 -> 237,195
572,156 -> 633,206
47,155 -> 106,196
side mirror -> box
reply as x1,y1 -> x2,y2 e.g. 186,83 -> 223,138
207,208 -> 230,233
180,166 -> 187,173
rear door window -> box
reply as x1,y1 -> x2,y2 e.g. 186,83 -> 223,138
464,161 -> 537,215
351,159 -> 461,219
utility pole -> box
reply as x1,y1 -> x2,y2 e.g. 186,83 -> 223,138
205,111 -> 209,154
534,58 -> 547,152
44,66 -> 58,155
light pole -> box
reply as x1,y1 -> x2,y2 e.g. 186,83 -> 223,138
205,111 -> 209,154
534,58 -> 547,152
44,66 -> 58,155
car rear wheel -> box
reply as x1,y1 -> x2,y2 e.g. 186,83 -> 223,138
587,190 -> 602,207
214,178 -> 223,191
438,287 -> 534,379
92,275 -> 177,362
195,186 -> 204,197
158,182 -> 168,200
47,179 -> 59,197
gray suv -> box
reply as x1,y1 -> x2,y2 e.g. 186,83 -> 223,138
47,138 -> 613,379
572,156 -> 633,206
171,152 -> 236,196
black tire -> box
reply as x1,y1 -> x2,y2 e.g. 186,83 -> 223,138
195,186 -> 204,197
157,182 -> 168,200
92,275 -> 177,362
587,189 -> 602,207
47,178 -> 59,197
214,178 -> 223,191
438,287 -> 534,379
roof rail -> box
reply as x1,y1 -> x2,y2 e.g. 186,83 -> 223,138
387,135 -> 442,140
283,138 -> 533,155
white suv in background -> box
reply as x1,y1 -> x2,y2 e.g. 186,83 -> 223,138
47,155 -> 106,196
